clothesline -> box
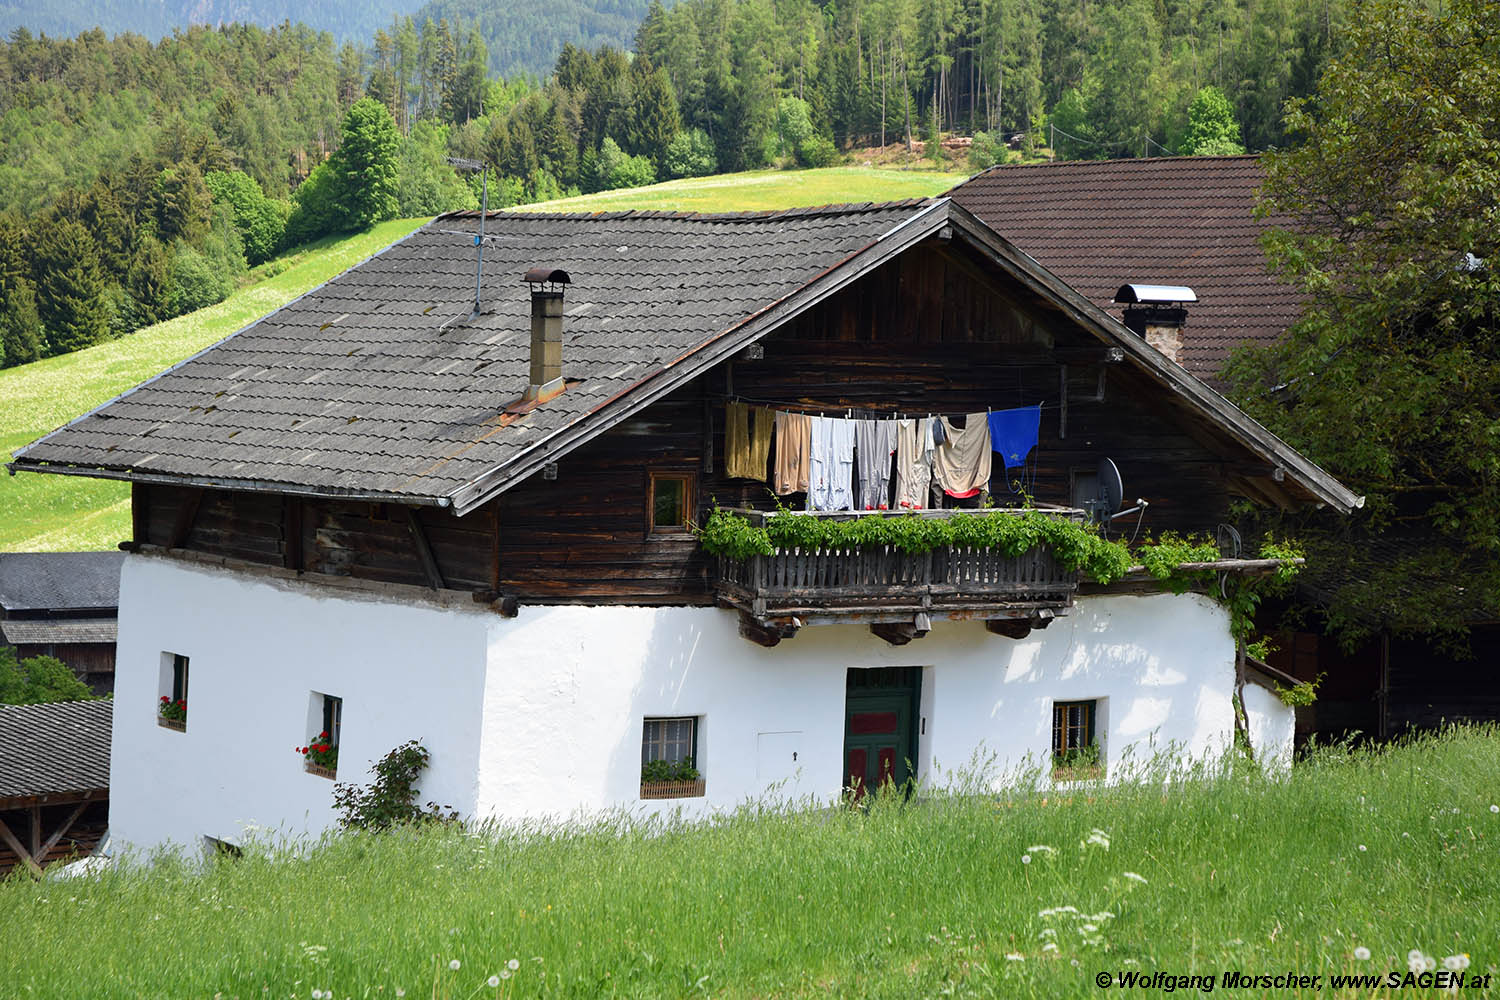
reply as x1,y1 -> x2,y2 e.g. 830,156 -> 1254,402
723,394 -> 1055,422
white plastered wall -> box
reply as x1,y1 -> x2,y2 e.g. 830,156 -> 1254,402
110,554 -> 489,852
476,591 -> 1258,820
1242,682 -> 1295,772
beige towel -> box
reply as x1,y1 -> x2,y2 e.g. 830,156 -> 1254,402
933,413 -> 992,497
894,417 -> 935,509
773,410 -> 812,495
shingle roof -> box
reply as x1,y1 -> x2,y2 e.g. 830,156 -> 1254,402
948,155 -> 1299,380
12,203 -> 926,507
0,619 -> 118,645
0,552 -> 124,612
0,699 -> 112,801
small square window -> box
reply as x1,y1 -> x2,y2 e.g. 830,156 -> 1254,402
640,716 -> 704,799
649,473 -> 693,533
1052,700 -> 1102,779
157,652 -> 189,730
301,692 -> 342,778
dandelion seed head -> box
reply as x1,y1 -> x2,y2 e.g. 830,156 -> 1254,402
1354,946 -> 1371,961
449,959 -> 461,971
1358,844 -> 1367,852
487,975 -> 500,987
1041,941 -> 1059,952
1491,805 -> 1499,814
507,959 -> 520,971
1005,952 -> 1025,961
1409,949 -> 1425,964
1021,854 -> 1032,865
500,970 -> 512,980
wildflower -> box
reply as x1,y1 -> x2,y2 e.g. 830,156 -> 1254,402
1041,941 -> 1059,953
487,975 -> 500,987
507,959 -> 520,971
1444,955 -> 1470,971
312,992 -> 323,1000
1491,805 -> 1499,814
1357,844 -> 1367,852
500,970 -> 512,980
1039,906 -> 1080,918
1005,953 -> 1025,961
1085,829 -> 1110,850
1122,872 -> 1148,884
395,992 -> 405,998
1081,923 -> 1099,933
1026,845 -> 1057,854
449,959 -> 461,971
1354,946 -> 1371,961
1038,928 -> 1057,939
1021,854 -> 1032,865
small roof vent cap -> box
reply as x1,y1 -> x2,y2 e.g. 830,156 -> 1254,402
1113,283 -> 1197,305
523,267 -> 571,286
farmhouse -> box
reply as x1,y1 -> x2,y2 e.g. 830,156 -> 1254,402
9,197 -> 1358,851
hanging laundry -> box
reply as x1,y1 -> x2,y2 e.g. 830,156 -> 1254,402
807,415 -> 856,512
987,404 -> 1042,469
933,413 -> 992,499
772,411 -> 812,495
854,419 -> 897,509
725,402 -> 773,481
894,417 -> 936,510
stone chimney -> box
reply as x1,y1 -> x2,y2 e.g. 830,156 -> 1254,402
1113,283 -> 1196,366
523,267 -> 570,402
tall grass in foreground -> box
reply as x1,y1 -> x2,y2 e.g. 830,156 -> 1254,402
5,727 -> 1498,999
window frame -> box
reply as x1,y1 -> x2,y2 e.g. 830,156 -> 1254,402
646,469 -> 695,536
157,652 -> 189,731
640,715 -> 705,799
1051,699 -> 1101,779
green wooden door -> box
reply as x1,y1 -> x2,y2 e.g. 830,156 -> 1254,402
843,667 -> 920,799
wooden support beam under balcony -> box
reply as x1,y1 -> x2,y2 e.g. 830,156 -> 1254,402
712,507 -> 1085,641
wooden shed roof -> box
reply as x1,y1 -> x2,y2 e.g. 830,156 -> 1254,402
0,700 -> 111,804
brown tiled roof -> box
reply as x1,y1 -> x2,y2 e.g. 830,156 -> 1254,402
948,155 -> 1299,380
0,699 -> 111,802
12,202 -> 927,508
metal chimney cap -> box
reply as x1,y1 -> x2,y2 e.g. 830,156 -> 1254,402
1113,283 -> 1197,305
522,267 -> 571,285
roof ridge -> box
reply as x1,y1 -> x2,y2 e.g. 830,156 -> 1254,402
970,153 -> 1262,179
435,198 -> 933,225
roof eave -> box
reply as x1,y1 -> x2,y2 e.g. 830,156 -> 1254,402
5,459 -> 454,508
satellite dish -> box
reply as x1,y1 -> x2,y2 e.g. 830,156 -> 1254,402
1086,457 -> 1148,533
1097,457 -> 1123,516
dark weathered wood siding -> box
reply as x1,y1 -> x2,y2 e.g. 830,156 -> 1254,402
135,242 -> 1252,606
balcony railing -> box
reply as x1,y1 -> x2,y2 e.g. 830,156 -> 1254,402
710,507 -> 1084,640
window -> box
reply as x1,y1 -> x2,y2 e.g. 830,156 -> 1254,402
157,652 -> 189,730
301,692 -> 342,777
1052,700 -> 1101,779
640,716 -> 704,798
648,472 -> 693,533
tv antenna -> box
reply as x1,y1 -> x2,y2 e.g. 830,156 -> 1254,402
1086,457 -> 1149,538
447,156 -> 489,322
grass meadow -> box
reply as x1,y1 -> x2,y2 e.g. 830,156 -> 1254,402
0,164 -> 965,554
4,726 -> 1497,999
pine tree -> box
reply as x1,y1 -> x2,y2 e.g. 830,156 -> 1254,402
627,58 -> 682,165
33,219 -> 113,355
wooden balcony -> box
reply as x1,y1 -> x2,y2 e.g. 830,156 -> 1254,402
711,507 -> 1084,646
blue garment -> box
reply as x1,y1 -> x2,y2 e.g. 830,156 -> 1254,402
987,405 -> 1041,469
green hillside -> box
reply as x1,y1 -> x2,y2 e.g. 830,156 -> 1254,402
2,166 -> 965,554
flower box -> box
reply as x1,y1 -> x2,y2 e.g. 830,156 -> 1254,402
305,762 -> 338,780
158,717 -> 186,732
640,778 -> 706,800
